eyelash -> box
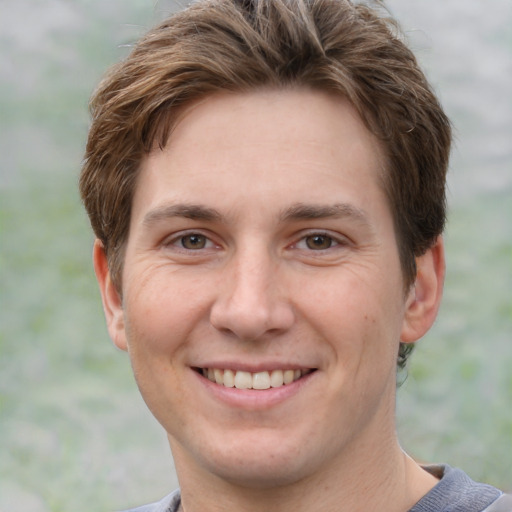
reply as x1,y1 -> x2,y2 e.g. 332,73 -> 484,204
164,231 -> 218,251
163,230 -> 347,253
292,232 -> 347,252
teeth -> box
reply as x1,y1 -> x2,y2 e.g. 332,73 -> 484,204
234,371 -> 252,389
223,369 -> 235,388
283,369 -> 295,384
202,368 -> 309,389
214,368 -> 224,385
270,369 -> 284,387
252,371 -> 270,390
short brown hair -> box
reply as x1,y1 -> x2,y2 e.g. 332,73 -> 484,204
80,0 -> 451,368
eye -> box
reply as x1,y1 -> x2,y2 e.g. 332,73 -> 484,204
304,234 -> 335,250
294,232 -> 343,251
165,232 -> 216,251
179,233 -> 210,250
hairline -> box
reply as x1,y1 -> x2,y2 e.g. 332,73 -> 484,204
109,86 -> 414,296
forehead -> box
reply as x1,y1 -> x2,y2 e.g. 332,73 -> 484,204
164,88 -> 383,159
133,88 -> 389,226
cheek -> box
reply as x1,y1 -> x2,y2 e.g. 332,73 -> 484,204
122,271 -> 206,359
298,267 -> 404,363
121,283 -> 189,410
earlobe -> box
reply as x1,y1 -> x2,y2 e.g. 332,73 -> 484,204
401,236 -> 445,344
92,239 -> 128,351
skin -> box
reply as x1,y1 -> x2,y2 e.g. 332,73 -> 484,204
94,88 -> 445,512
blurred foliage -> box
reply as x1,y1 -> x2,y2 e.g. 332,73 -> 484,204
1,1 -> 511,510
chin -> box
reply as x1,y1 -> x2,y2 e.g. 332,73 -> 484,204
212,457 -> 313,490
186,429 -> 327,489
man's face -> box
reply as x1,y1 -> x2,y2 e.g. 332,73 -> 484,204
97,89 -> 432,487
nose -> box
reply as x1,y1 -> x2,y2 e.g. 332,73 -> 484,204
210,248 -> 295,341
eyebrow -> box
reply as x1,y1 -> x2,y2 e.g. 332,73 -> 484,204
142,203 -> 223,226
279,203 -> 370,225
142,201 -> 370,227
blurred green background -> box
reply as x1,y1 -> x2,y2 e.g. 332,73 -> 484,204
0,1 -> 510,510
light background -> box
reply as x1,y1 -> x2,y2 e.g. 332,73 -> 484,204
1,1 -> 511,510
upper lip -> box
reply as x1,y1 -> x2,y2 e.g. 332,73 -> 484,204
192,362 -> 316,373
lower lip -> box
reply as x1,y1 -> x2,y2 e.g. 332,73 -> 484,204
193,370 -> 317,410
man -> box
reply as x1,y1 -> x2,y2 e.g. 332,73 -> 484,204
80,0 -> 510,510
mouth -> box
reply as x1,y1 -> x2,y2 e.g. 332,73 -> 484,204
195,367 -> 315,390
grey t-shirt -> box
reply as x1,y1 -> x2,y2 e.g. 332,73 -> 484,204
121,465 -> 503,512
409,465 -> 501,511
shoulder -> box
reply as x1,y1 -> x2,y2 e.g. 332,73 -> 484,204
482,493 -> 512,512
410,465 -> 504,512
118,489 -> 181,512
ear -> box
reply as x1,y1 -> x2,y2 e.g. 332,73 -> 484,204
93,239 -> 128,351
401,236 -> 445,344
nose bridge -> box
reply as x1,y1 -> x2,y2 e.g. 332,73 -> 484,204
210,241 -> 293,340
234,243 -> 272,302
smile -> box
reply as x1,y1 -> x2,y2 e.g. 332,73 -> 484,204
199,368 -> 314,390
